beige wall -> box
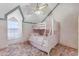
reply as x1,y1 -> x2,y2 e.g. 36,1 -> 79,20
78,16 -> 79,55
22,23 -> 32,41
53,3 -> 78,49
0,19 -> 32,49
0,20 -> 8,48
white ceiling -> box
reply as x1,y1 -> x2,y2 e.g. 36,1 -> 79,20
0,3 -> 57,22
0,3 -> 28,18
21,3 -> 57,23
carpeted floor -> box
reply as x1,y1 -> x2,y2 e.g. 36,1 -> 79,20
50,44 -> 78,56
0,41 -> 78,56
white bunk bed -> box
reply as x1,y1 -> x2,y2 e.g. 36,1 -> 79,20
29,18 -> 59,55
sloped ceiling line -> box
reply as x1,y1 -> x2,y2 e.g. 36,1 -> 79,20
1,3 -> 60,24
23,3 -> 60,24
5,5 -> 24,22
0,18 -> 4,20
41,3 -> 60,23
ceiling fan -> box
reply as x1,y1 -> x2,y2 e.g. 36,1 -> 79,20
33,3 -> 48,15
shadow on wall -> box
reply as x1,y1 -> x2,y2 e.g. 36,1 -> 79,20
60,13 -> 78,49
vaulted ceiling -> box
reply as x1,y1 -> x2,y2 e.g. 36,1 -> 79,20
0,3 -> 57,23
0,3 -> 34,18
21,3 -> 57,23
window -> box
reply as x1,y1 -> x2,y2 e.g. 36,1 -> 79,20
8,17 -> 22,40
6,6 -> 23,40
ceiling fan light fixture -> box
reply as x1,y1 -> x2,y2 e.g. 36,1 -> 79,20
39,4 -> 48,10
34,3 -> 48,15
35,10 -> 43,15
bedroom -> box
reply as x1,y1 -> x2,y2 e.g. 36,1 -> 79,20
0,3 -> 78,56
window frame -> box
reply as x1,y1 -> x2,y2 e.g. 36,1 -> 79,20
5,6 -> 24,40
